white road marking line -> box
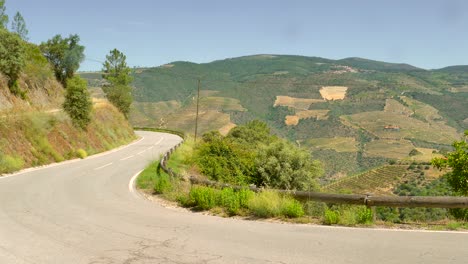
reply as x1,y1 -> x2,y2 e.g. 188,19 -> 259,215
129,169 -> 144,197
120,155 -> 135,161
137,150 -> 146,155
155,137 -> 164,145
94,162 -> 113,170
0,136 -> 144,180
147,146 -> 154,150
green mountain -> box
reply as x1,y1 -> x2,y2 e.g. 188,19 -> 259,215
85,54 -> 468,180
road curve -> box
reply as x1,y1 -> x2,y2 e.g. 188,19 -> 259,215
0,131 -> 467,264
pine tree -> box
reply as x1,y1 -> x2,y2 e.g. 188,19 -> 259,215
11,11 -> 28,41
0,0 -> 8,29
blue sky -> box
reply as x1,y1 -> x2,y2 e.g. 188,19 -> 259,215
6,0 -> 468,71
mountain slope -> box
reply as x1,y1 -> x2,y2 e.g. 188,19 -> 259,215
84,54 -> 467,179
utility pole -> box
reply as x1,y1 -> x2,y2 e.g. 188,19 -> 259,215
194,78 -> 201,142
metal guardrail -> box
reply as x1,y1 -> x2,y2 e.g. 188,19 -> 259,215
189,177 -> 468,209
152,130 -> 468,210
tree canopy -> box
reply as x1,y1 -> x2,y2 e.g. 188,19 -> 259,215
102,48 -> 133,86
11,11 -> 28,40
194,120 -> 323,190
102,48 -> 133,117
63,76 -> 92,129
40,34 -> 85,86
0,0 -> 8,29
432,131 -> 468,195
0,29 -> 25,91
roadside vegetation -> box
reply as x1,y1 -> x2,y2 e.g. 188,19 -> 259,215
137,125 -> 468,230
0,1 -> 136,175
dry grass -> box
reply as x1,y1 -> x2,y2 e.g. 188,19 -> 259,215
400,96 -> 443,122
306,137 -> 357,153
285,110 -> 330,126
285,115 -> 300,126
319,86 -> 348,100
365,139 -> 415,159
384,99 -> 413,116
219,122 -> 236,135
409,148 -> 444,162
341,111 -> 460,145
273,96 -> 324,110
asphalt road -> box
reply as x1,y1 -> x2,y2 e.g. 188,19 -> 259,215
1,131 -> 467,264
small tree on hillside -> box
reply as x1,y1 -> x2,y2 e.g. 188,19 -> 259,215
102,48 -> 133,118
40,34 -> 85,87
0,0 -> 8,29
11,12 -> 28,41
63,76 -> 92,129
432,131 -> 468,219
256,140 -> 323,191
0,29 -> 25,93
102,84 -> 132,117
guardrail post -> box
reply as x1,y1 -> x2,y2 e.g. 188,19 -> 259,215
365,193 -> 377,222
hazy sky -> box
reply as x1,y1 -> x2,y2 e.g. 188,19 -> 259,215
6,0 -> 468,71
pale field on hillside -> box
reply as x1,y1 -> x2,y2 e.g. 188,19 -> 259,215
400,96 -> 443,122
384,98 -> 413,116
319,86 -> 348,100
284,110 -> 330,126
273,96 -> 324,110
341,111 -> 460,145
365,139 -> 415,159
306,137 -> 358,152
219,122 -> 237,135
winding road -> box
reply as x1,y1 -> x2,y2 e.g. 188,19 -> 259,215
0,131 -> 467,264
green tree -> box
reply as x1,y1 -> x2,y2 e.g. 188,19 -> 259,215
255,140 -> 323,191
0,0 -> 8,29
0,29 -> 25,93
10,11 -> 28,41
102,49 -> 133,117
63,76 -> 92,129
102,84 -> 132,117
432,131 -> 468,219
40,34 -> 85,86
432,131 -> 468,195
102,49 -> 133,86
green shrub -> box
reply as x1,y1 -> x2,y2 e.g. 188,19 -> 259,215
219,188 -> 241,215
323,209 -> 340,225
189,186 -> 219,210
304,201 -> 327,217
280,197 -> 305,218
63,76 -> 92,129
247,190 -> 282,218
356,206 -> 374,224
237,188 -> 255,208
76,149 -> 87,159
154,173 -> 172,194
0,154 -> 24,173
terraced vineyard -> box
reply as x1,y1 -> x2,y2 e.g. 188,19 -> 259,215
322,165 -> 408,195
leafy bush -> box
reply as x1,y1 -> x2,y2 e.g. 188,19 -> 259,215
76,149 -> 88,159
189,186 -> 219,210
0,153 -> 24,174
280,198 -> 305,218
0,29 -> 26,92
323,209 -> 340,225
356,206 -> 373,224
219,188 -> 241,215
63,76 -> 92,129
256,140 -> 322,190
247,190 -> 282,218
154,173 -> 172,194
